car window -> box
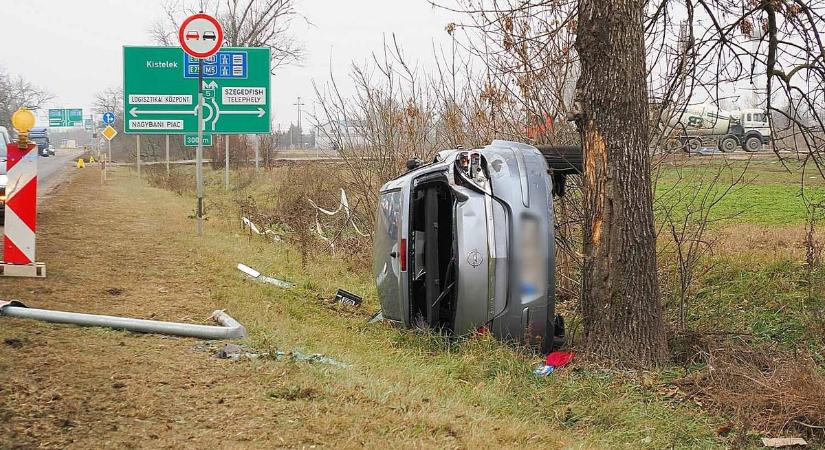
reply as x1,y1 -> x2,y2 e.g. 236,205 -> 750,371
377,190 -> 402,243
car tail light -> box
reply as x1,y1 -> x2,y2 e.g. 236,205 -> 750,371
399,238 -> 407,272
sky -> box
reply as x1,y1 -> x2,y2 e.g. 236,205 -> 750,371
0,0 -> 458,129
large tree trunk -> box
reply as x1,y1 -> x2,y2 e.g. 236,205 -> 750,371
573,0 -> 668,366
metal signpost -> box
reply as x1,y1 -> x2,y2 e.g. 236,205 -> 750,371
48,108 -> 83,127
123,14 -> 269,236
179,13 -> 223,236
102,112 -> 116,176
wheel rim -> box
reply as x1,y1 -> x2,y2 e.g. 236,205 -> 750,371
722,139 -> 736,152
689,139 -> 701,151
747,139 -> 761,151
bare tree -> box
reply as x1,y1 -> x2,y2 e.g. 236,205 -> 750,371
152,0 -> 305,72
0,66 -> 53,129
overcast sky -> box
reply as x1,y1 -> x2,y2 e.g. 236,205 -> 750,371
0,0 -> 457,129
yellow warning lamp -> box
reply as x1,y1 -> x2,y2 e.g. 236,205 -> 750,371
11,107 -> 36,148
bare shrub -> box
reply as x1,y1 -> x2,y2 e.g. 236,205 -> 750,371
676,337 -> 825,436
269,164 -> 370,267
145,165 -> 194,196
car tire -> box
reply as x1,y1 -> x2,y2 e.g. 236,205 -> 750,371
687,138 -> 702,152
744,135 -> 762,152
719,136 -> 738,153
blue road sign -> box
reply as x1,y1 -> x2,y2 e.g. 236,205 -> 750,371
184,50 -> 248,79
103,112 -> 116,125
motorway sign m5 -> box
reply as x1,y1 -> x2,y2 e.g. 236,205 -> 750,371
123,46 -> 271,135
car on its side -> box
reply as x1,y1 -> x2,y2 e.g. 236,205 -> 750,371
373,140 -> 559,352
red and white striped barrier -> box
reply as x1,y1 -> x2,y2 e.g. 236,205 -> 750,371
3,142 -> 41,273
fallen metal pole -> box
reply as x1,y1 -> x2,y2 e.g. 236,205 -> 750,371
0,302 -> 246,340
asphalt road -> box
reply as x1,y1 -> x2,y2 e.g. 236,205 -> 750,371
1,148 -> 84,258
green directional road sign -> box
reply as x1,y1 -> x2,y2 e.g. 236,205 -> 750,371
48,108 -> 83,127
123,46 -> 271,134
184,134 -> 213,146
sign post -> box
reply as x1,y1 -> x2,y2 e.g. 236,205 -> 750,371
165,135 -> 170,175
101,113 -> 117,182
179,13 -> 223,236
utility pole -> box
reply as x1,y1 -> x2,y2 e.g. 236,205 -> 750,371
293,96 -> 305,150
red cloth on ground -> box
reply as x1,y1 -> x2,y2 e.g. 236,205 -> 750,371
545,351 -> 575,368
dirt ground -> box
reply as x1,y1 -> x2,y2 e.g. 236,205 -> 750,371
0,167 -> 571,449
0,168 -> 301,449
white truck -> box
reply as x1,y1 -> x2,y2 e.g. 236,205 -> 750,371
662,103 -> 772,152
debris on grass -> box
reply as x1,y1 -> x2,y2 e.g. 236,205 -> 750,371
534,352 -> 575,377
308,188 -> 369,253
368,310 -> 384,324
334,288 -> 362,306
241,217 -> 282,241
761,437 -> 807,447
237,263 -> 294,288
208,343 -> 349,368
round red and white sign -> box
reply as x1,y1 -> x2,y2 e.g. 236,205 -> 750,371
178,13 -> 223,58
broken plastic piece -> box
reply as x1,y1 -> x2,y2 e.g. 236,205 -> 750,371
334,288 -> 362,306
762,437 -> 807,448
368,310 -> 384,324
533,364 -> 554,376
237,263 -> 294,288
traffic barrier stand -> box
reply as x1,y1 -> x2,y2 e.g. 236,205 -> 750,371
2,142 -> 46,277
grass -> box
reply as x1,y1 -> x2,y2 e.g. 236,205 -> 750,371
7,157 -> 822,448
139,164 -> 726,448
655,157 -> 825,226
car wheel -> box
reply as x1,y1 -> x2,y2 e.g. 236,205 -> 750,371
744,136 -> 762,152
687,138 -> 702,152
719,136 -> 738,153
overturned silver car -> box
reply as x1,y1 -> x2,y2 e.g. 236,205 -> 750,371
373,140 -> 573,352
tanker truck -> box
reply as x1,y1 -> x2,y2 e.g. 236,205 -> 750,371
661,103 -> 772,153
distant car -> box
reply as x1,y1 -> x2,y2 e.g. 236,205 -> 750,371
185,30 -> 200,40
48,145 -> 55,156
0,126 -> 10,146
39,145 -> 49,157
202,31 -> 216,41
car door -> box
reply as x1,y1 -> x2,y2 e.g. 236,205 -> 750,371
373,189 -> 404,320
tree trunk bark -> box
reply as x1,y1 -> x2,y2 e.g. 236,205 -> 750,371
573,0 -> 668,366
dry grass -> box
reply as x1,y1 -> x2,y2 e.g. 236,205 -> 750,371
674,335 -> 825,441
0,166 -> 727,448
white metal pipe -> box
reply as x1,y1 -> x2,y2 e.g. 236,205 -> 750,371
0,305 -> 246,340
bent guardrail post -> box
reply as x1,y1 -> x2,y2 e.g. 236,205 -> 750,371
0,301 -> 246,340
